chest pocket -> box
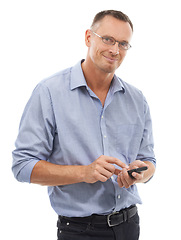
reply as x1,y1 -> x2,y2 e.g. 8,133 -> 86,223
116,124 -> 143,163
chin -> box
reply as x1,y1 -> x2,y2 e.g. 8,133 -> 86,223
93,57 -> 121,74
101,63 -> 120,74
103,67 -> 117,74
103,60 -> 122,73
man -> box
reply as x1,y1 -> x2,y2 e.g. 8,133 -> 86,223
12,10 -> 156,240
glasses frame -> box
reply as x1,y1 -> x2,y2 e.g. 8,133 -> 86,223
91,31 -> 131,51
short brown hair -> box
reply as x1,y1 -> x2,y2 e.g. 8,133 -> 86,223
91,10 -> 133,31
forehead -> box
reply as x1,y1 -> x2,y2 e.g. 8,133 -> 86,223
95,16 -> 132,41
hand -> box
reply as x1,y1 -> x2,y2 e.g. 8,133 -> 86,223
83,155 -> 129,184
117,160 -> 149,188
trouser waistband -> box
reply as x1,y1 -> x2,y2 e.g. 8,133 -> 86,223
58,205 -> 137,227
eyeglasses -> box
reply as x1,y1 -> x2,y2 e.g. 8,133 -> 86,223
91,31 -> 131,51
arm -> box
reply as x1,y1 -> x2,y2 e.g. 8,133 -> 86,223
117,98 -> 156,188
30,160 -> 85,186
12,83 -> 56,183
30,155 -> 129,186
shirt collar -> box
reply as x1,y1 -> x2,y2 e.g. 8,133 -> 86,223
70,60 -> 125,94
110,75 -> 125,94
70,60 -> 88,90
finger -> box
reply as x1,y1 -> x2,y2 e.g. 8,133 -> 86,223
94,162 -> 116,182
122,168 -> 134,187
132,172 -> 144,181
95,156 -> 116,174
121,168 -> 137,188
114,168 -> 121,175
118,172 -> 129,188
95,172 -> 109,182
103,161 -> 116,174
105,157 -> 129,169
117,175 -> 124,188
118,173 -> 130,188
93,167 -> 111,182
130,160 -> 149,169
98,167 -> 114,180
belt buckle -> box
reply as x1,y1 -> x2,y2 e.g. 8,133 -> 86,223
107,211 -> 119,227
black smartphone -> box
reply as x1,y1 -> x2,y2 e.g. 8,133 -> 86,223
127,166 -> 148,178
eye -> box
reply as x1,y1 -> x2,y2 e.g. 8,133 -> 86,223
120,41 -> 128,47
119,41 -> 130,49
102,36 -> 115,45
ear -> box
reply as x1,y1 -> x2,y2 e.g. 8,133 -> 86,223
85,29 -> 92,47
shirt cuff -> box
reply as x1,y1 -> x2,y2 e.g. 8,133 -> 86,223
16,159 -> 40,183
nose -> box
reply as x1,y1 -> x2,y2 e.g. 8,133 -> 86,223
109,42 -> 120,55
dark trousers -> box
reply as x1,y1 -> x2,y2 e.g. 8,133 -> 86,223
57,212 -> 140,240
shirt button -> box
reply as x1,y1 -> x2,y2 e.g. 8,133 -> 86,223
104,135 -> 107,138
117,195 -> 121,199
101,115 -> 104,119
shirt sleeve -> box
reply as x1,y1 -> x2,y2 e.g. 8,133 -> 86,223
137,97 -> 156,167
12,83 -> 56,183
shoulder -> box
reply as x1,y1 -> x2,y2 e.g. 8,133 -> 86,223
117,77 -> 148,110
31,67 -> 73,100
119,78 -> 143,97
40,66 -> 72,90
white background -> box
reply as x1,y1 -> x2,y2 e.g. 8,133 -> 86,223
1,0 -> 181,239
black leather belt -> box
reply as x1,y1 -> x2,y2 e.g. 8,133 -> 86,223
59,205 -> 137,228
107,205 -> 137,227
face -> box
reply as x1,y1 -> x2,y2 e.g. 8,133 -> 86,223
85,16 -> 133,74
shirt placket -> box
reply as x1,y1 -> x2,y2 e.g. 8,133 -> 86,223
100,111 -> 109,156
101,91 -> 125,212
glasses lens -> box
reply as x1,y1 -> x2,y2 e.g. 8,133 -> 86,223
119,42 -> 131,50
102,37 -> 115,45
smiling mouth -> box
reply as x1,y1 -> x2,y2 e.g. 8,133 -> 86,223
103,55 -> 118,63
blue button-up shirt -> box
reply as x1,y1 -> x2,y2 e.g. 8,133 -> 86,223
12,60 -> 156,217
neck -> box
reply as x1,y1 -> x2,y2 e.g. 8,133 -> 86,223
82,59 -> 114,92
81,58 -> 115,107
